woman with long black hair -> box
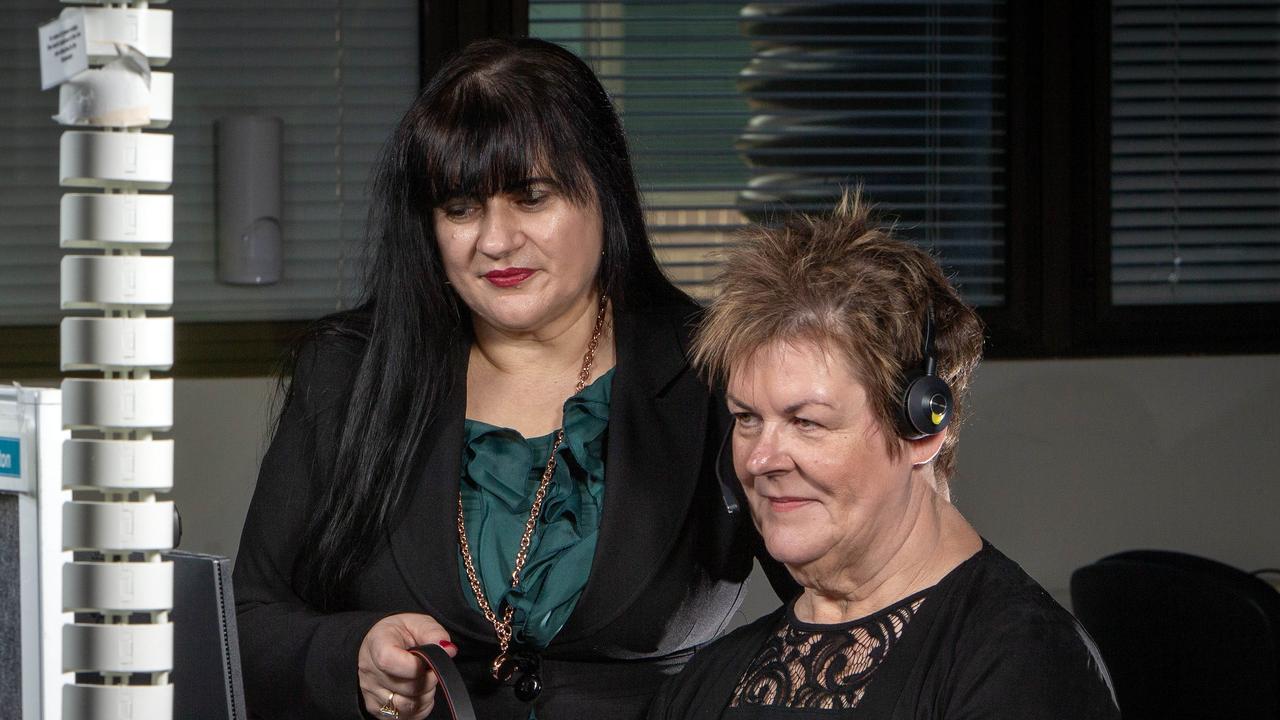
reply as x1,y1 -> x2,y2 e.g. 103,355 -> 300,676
233,38 -> 786,720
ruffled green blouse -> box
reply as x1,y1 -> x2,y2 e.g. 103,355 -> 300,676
457,368 -> 614,650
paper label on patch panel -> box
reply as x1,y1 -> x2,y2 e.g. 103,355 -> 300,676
39,8 -> 88,90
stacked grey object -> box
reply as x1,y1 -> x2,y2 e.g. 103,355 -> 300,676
734,2 -> 998,226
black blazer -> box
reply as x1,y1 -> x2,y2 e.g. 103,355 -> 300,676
233,299 -> 791,719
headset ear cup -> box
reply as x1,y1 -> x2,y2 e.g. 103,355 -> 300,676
715,423 -> 742,514
901,374 -> 954,439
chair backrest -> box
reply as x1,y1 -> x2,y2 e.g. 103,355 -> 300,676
1071,550 -> 1280,720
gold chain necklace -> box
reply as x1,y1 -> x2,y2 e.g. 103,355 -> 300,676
457,295 -> 609,682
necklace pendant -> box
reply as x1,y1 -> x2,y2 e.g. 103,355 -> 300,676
490,651 -> 512,682
514,666 -> 543,702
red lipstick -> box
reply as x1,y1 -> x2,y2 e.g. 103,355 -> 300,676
484,267 -> 535,287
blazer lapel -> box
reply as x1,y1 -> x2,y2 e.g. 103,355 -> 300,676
387,346 -> 496,643
558,305 -> 708,641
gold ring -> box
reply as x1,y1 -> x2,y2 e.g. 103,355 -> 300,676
378,691 -> 400,718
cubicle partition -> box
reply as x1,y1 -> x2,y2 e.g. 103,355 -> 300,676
0,386 -> 70,719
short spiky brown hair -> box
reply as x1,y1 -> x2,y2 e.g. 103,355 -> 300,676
692,191 -> 984,481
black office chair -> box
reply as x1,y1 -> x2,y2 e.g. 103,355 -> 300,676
1071,550 -> 1280,720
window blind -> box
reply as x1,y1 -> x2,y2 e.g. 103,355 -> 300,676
0,0 -> 416,325
1111,0 -> 1280,305
530,0 -> 1007,306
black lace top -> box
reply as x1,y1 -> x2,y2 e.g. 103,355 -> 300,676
646,542 -> 1120,720
728,590 -> 929,713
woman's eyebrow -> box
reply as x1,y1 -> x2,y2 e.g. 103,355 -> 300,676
726,395 -> 834,415
783,400 -> 834,415
435,188 -> 476,203
505,176 -> 561,192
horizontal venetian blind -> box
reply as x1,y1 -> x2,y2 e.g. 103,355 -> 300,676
530,0 -> 1007,306
1111,0 -> 1280,305
0,0 -> 416,325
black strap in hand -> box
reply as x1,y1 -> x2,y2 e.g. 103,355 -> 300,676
407,644 -> 477,720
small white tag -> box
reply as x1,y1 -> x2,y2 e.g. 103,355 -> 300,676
118,626 -> 134,663
124,261 -> 138,295
122,327 -> 136,359
121,445 -> 136,483
123,135 -> 138,173
123,196 -> 138,235
38,8 -> 89,90
122,388 -> 136,420
119,568 -> 135,601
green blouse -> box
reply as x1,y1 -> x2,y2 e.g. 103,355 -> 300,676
457,368 -> 614,650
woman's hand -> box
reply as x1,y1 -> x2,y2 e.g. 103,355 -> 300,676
358,613 -> 457,719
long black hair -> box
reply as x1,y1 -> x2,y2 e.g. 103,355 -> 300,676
290,38 -> 680,608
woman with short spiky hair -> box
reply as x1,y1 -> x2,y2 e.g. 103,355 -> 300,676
648,193 -> 1119,719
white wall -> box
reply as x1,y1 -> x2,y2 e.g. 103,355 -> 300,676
150,353 -> 1279,618
170,377 -> 277,561
954,353 -> 1280,606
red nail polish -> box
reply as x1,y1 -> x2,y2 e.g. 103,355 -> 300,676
440,640 -> 456,649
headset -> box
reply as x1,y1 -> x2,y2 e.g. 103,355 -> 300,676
898,304 -> 954,440
715,428 -> 742,514
715,305 -> 954,514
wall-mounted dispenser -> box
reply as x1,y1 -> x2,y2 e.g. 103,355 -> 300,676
215,115 -> 283,285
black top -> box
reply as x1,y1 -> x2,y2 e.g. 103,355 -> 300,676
647,541 -> 1120,720
729,589 -> 929,712
232,300 -> 795,719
